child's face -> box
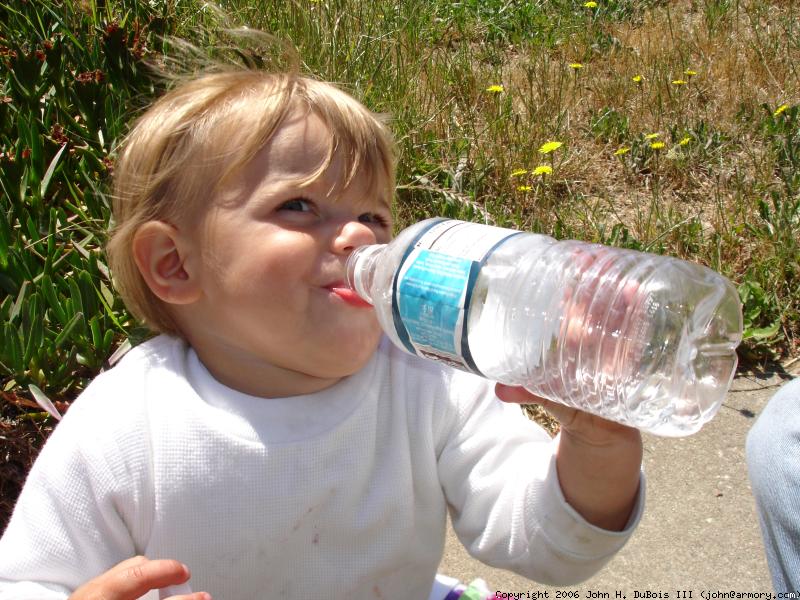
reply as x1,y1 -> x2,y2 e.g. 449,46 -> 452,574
178,110 -> 393,398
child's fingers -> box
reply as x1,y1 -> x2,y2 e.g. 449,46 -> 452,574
495,383 -> 636,437
70,555 -> 192,600
494,382 -> 544,405
165,593 -> 212,600
495,384 -> 573,422
110,556 -> 191,597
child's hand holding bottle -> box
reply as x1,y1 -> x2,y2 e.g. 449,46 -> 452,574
496,382 -> 643,532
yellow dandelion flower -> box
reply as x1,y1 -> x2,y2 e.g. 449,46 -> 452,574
632,75 -> 643,83
672,79 -> 688,85
774,104 -> 789,116
684,69 -> 697,77
533,165 -> 553,176
569,63 -> 584,70
583,1 -> 598,7
614,147 -> 631,156
650,142 -> 665,150
511,169 -> 529,177
644,133 -> 660,140
517,185 -> 533,192
679,136 -> 692,146
486,84 -> 504,93
538,141 -> 563,154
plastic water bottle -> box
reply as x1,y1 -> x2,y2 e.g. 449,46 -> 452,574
345,218 -> 743,436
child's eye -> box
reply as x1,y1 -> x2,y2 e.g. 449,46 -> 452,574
358,213 -> 390,227
279,198 -> 314,213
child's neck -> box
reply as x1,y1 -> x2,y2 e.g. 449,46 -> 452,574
189,337 -> 344,399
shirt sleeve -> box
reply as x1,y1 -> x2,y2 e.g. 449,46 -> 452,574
436,372 -> 645,586
0,377 -> 153,599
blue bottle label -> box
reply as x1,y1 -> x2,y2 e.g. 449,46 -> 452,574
398,249 -> 478,358
391,220 -> 520,374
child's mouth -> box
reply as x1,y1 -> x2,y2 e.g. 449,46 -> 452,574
325,284 -> 373,308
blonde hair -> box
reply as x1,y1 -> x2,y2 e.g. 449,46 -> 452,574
106,69 -> 396,335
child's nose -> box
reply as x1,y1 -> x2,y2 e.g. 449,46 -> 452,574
332,220 -> 377,254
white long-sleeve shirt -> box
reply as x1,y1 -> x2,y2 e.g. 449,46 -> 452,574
0,335 -> 643,599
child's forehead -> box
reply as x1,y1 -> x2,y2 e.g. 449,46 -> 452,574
263,111 -> 332,178
212,115 -> 390,211
242,110 -> 388,201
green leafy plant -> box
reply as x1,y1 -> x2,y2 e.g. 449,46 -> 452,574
0,0 -> 193,531
0,1 -> 176,404
738,279 -> 783,349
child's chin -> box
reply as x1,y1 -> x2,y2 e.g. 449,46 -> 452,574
323,335 -> 381,374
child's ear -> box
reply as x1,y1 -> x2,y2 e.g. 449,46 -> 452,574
132,221 -> 202,305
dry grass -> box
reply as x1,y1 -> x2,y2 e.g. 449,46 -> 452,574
428,1 -> 796,250
387,0 -> 798,359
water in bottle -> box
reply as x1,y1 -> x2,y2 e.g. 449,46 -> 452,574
345,218 -> 743,436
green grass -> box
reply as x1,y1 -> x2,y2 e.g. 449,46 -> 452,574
1,0 -> 798,415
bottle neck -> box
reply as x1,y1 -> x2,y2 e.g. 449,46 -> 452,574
345,244 -> 386,305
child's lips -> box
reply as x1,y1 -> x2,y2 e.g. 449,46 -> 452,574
325,283 -> 373,308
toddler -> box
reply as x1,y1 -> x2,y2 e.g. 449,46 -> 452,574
0,68 -> 644,599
